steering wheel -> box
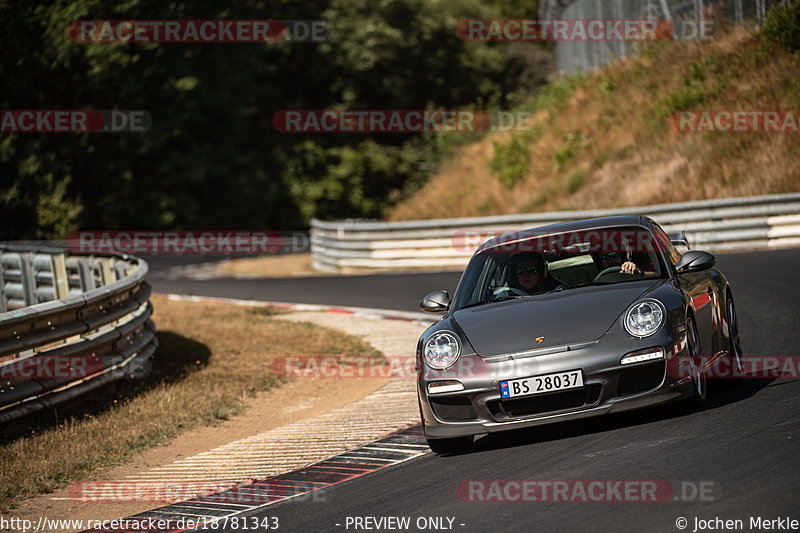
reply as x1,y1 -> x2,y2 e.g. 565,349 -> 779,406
593,266 -> 642,282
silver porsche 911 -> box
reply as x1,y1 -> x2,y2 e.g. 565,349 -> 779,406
417,216 -> 743,454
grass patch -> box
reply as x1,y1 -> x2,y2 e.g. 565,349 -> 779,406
389,17 -> 800,220
488,73 -> 589,189
567,170 -> 586,194
662,55 -> 724,117
526,72 -> 589,114
490,133 -> 532,188
553,132 -> 588,170
0,294 -> 382,512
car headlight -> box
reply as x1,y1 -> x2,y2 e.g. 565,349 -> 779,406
423,331 -> 461,369
624,300 -> 665,338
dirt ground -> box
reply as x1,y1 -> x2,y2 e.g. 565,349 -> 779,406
9,374 -> 387,530
214,252 -> 455,278
216,253 -> 325,277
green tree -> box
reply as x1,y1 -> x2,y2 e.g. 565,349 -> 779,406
0,0 -> 548,239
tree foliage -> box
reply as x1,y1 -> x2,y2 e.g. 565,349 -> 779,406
762,0 -> 800,52
0,0 -> 546,238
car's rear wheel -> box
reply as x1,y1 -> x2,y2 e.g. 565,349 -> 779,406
687,316 -> 707,404
426,435 -> 474,455
726,292 -> 745,381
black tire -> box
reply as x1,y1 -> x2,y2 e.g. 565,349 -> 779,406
426,435 -> 474,455
686,316 -> 707,405
725,292 -> 745,383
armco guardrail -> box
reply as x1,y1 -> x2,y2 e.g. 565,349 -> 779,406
310,193 -> 800,271
0,244 -> 156,424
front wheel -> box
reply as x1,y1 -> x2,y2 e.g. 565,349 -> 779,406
726,293 -> 745,382
687,316 -> 707,405
426,435 -> 474,455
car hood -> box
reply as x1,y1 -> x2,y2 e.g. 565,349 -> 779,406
452,281 -> 660,357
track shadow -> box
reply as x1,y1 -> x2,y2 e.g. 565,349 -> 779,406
0,331 -> 211,443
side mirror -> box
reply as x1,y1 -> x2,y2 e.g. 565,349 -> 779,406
675,250 -> 716,273
420,290 -> 451,313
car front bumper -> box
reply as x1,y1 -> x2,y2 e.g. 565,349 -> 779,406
418,327 -> 694,439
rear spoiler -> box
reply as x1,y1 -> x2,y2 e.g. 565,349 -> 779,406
668,230 -> 690,249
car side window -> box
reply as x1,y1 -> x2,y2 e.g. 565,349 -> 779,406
652,223 -> 682,265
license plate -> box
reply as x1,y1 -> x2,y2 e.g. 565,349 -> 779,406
500,370 -> 584,399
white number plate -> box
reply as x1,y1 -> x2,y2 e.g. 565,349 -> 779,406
500,370 -> 584,399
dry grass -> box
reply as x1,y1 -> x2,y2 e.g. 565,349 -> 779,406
216,253 -> 321,277
0,294 -> 381,512
389,28 -> 800,220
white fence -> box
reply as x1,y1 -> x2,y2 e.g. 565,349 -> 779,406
310,193 -> 800,271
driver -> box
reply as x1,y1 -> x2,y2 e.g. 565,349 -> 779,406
510,252 -> 562,294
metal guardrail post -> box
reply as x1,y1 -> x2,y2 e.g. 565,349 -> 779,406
19,252 -> 36,307
99,258 -> 116,286
51,253 -> 69,300
114,262 -> 129,280
77,257 -> 96,292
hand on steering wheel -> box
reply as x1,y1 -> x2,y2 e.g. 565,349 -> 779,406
620,261 -> 639,275
593,263 -> 642,282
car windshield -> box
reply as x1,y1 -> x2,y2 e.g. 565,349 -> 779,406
452,225 -> 668,310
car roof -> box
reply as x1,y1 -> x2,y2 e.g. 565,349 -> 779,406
477,215 -> 651,254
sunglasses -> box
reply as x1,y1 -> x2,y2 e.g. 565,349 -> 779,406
599,252 -> 619,264
515,265 -> 539,275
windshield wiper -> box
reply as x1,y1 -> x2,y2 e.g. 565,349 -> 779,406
460,295 -> 525,309
543,286 -> 568,294
570,281 -> 602,289
491,295 -> 526,303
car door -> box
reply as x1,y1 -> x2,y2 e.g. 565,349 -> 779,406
678,271 -> 715,356
652,223 -> 713,356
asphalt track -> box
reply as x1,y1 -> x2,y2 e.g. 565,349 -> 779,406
148,267 -> 463,314
151,249 -> 799,533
